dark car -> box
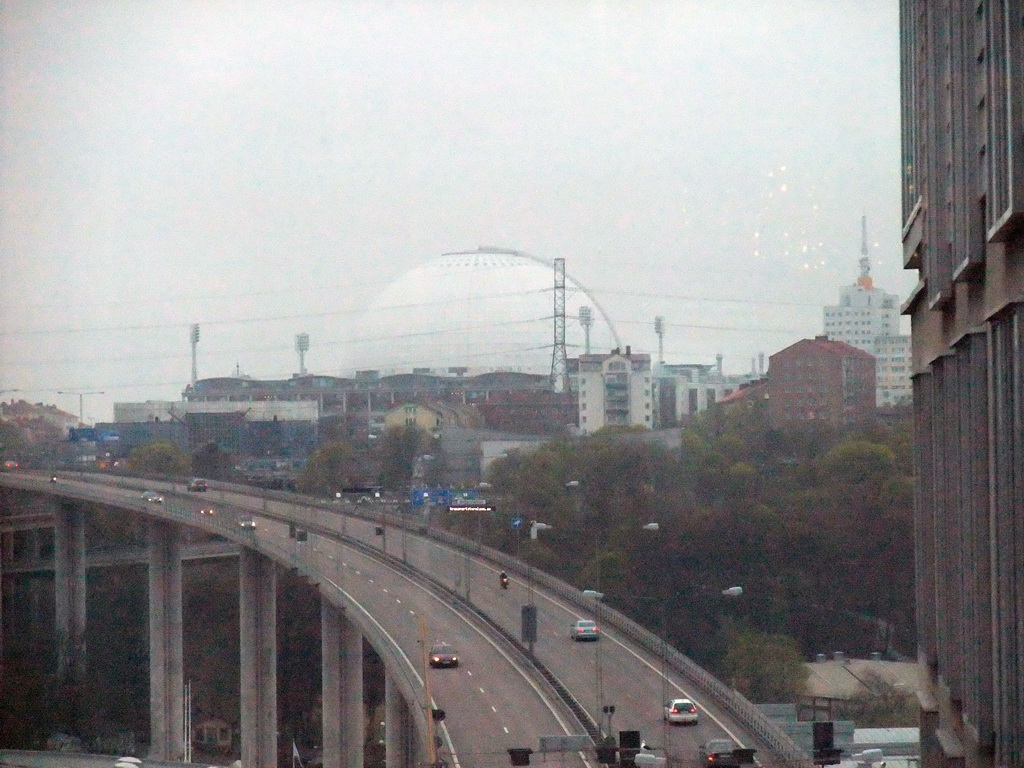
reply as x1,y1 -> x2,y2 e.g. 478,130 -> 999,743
188,478 -> 209,492
428,642 -> 459,668
699,739 -> 736,764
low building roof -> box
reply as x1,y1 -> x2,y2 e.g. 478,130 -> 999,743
805,659 -> 919,701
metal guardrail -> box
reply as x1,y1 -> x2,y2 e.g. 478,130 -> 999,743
333,501 -> 812,767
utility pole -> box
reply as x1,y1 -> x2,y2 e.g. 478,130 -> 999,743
57,390 -> 106,426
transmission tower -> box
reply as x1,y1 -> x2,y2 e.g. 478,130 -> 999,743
550,258 -> 568,392
654,316 -> 665,363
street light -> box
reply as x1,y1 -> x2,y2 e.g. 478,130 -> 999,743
580,587 -> 607,726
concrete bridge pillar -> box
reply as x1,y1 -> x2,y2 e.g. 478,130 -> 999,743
384,670 -> 414,768
148,520 -> 184,761
240,549 -> 278,768
53,502 -> 86,686
321,599 -> 364,768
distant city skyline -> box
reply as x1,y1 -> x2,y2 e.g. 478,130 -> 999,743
0,244 -> 911,425
1,2 -> 908,422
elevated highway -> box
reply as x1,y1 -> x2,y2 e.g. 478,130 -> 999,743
0,472 -> 808,768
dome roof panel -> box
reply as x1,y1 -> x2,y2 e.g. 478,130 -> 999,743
340,249 -> 616,374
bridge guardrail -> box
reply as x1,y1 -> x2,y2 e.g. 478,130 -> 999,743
298,495 -> 811,766
12,473 -> 810,765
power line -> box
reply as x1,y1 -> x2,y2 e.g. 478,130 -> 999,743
0,289 -> 553,338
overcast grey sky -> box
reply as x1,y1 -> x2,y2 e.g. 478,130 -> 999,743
0,1 -> 907,423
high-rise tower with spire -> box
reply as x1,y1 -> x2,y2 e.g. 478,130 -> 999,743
822,216 -> 911,406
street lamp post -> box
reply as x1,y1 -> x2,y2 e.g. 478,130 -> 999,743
582,588 -> 606,724
57,390 -> 106,426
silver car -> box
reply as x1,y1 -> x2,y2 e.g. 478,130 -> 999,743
141,490 -> 164,503
570,619 -> 600,641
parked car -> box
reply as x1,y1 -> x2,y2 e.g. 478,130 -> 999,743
141,490 -> 164,503
570,619 -> 600,641
699,739 -> 736,764
187,478 -> 208,492
663,698 -> 699,725
428,642 -> 459,668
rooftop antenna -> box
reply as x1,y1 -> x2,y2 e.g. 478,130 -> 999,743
858,214 -> 873,289
654,316 -> 665,363
295,333 -> 310,376
190,324 -> 200,385
550,258 -> 568,392
579,306 -> 593,355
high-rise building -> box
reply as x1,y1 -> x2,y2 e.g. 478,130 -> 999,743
901,4 -> 1024,767
572,347 -> 653,435
823,248 -> 911,406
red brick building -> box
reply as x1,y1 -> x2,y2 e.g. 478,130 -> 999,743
767,336 -> 875,427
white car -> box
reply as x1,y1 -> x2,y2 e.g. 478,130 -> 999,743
238,516 -> 257,530
663,698 -> 699,725
141,490 -> 164,503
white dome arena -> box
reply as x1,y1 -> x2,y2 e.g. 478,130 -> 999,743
340,248 -> 619,375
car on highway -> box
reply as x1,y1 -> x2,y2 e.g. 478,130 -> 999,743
141,490 -> 164,503
199,507 -> 216,516
238,516 -> 257,530
428,642 -> 459,668
187,478 -> 209,492
699,739 -> 736,764
3,460 -> 18,470
570,619 -> 600,641
663,698 -> 699,725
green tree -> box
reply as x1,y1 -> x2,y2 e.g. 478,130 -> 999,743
295,441 -> 354,495
129,440 -> 190,476
722,628 -> 809,703
817,439 -> 895,486
379,426 -> 435,490
0,419 -> 26,460
191,440 -> 238,480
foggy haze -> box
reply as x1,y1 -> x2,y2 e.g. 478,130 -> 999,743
0,1 -> 906,423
